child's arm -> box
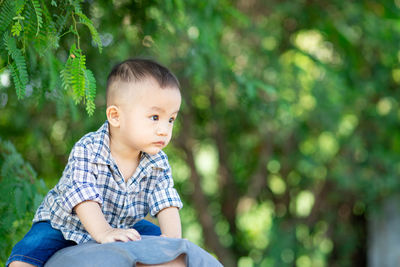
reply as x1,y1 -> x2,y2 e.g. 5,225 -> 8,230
157,207 -> 182,238
74,200 -> 141,243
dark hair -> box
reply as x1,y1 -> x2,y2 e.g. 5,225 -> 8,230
106,58 -> 180,97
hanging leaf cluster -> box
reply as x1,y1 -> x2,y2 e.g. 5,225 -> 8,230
0,0 -> 102,115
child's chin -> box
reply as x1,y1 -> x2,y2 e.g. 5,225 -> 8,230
145,148 -> 162,155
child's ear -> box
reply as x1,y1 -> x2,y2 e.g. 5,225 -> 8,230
106,105 -> 120,127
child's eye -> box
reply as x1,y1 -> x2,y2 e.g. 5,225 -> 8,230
151,115 -> 159,121
169,117 -> 175,123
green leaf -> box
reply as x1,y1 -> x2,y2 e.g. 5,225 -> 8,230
0,0 -> 16,36
75,12 -> 103,53
30,0 -> 43,36
84,68 -> 96,116
4,34 -> 28,99
11,21 -> 22,36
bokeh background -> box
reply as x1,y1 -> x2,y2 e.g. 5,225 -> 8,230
1,0 -> 400,266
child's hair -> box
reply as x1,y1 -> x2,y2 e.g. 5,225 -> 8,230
106,58 -> 180,105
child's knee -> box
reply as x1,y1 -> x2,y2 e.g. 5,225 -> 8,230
9,261 -> 36,267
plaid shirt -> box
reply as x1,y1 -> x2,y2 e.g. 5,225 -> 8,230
33,121 -> 182,244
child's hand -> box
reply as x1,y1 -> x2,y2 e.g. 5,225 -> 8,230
97,228 -> 141,243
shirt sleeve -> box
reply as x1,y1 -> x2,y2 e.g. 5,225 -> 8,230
61,144 -> 103,213
149,166 -> 183,217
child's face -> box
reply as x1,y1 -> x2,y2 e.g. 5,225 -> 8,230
117,78 -> 181,155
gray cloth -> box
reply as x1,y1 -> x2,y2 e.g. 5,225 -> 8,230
45,236 -> 223,267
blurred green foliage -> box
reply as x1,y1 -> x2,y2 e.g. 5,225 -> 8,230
1,0 -> 400,266
0,138 -> 47,262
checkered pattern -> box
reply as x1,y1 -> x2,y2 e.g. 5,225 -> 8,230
33,121 -> 182,244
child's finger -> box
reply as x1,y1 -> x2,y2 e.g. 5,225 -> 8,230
113,233 -> 130,242
126,229 -> 141,240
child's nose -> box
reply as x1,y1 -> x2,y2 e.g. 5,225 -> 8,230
156,122 -> 169,136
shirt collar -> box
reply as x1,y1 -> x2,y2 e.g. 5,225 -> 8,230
90,121 -> 168,171
90,121 -> 113,166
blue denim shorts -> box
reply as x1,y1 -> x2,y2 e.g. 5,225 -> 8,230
7,220 -> 161,267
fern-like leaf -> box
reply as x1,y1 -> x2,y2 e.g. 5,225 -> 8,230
4,34 -> 28,99
74,52 -> 86,103
60,48 -> 75,91
30,0 -> 43,36
14,0 -> 26,16
0,0 -> 16,36
40,0 -> 56,33
9,63 -> 24,98
84,68 -> 96,116
75,12 -> 102,53
70,0 -> 82,13
60,44 -> 87,104
54,6 -> 72,35
11,22 -> 22,36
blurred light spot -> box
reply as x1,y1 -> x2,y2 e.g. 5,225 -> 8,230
171,160 -> 189,183
261,36 -> 277,51
336,23 -> 362,44
26,84 -> 33,97
268,175 -> 286,195
294,30 -> 340,64
215,220 -> 230,236
296,190 -> 314,217
318,131 -> 339,160
267,159 -> 280,173
338,114 -> 358,137
237,202 -> 273,249
123,15 -> 131,25
148,6 -> 161,21
237,196 -> 256,214
296,255 -> 311,267
234,54 -> 248,75
193,94 -> 210,109
320,238 -> 333,253
194,143 -> 218,195
376,97 -> 392,115
187,26 -> 199,39
216,220 -> 232,246
113,0 -> 129,8
299,94 -> 316,111
100,33 -> 113,47
249,250 -> 263,264
51,120 -> 67,142
392,69 -> 400,84
142,35 -> 154,47
1,70 -> 10,87
90,3 -> 104,19
281,248 -> 294,263
183,223 -> 203,244
299,138 -> 316,156
238,257 -> 254,267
